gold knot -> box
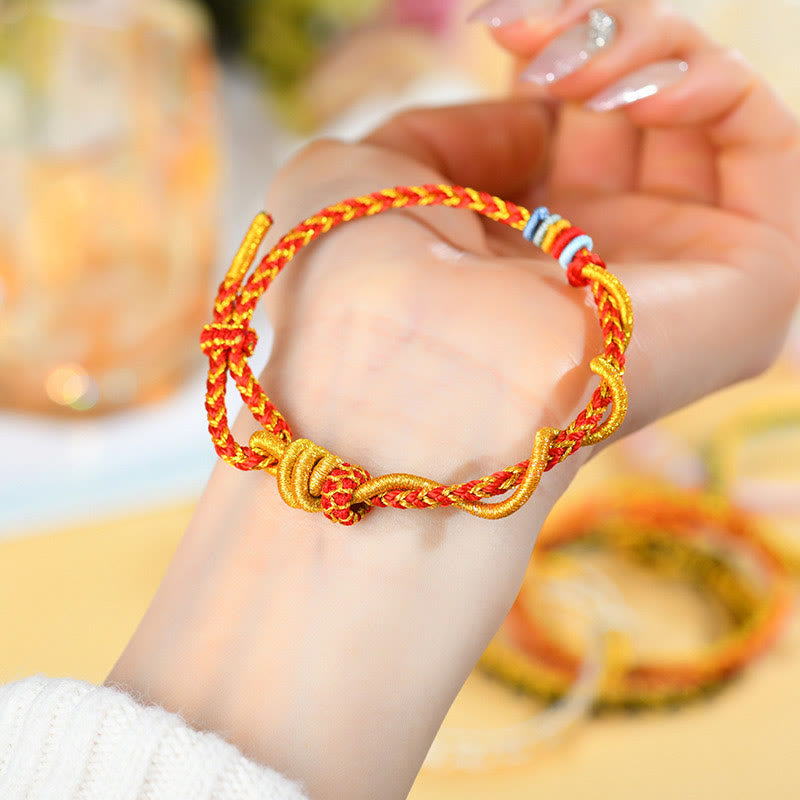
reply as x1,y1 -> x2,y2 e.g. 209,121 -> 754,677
248,432 -> 372,525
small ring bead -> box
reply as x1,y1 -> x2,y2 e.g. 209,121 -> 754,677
566,252 -> 606,287
523,206 -> 550,242
518,208 -> 598,277
549,226 -> 584,259
541,219 -> 573,252
533,213 -> 561,246
558,234 -> 595,270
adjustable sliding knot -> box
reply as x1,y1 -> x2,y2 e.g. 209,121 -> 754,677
320,465 -> 374,526
205,184 -> 635,525
200,322 -> 258,359
567,253 -> 606,287
249,432 -> 373,525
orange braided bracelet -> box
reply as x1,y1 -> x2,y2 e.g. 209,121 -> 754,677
201,185 -> 633,525
482,485 -> 793,709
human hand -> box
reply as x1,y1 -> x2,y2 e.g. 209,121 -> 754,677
259,1 -> 800,488
478,0 -> 800,418
109,5 -> 800,799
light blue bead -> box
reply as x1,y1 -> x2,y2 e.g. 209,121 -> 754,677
558,234 -> 594,270
533,213 -> 561,247
523,206 -> 550,242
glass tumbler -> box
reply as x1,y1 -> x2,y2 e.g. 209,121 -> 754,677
0,0 -> 219,414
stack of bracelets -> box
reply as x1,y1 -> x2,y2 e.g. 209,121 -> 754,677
480,483 -> 794,711
201,185 -> 633,525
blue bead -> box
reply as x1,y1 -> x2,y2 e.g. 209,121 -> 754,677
522,206 -> 550,242
558,234 -> 594,270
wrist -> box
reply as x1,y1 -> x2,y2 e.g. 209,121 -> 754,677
107,420 -> 577,800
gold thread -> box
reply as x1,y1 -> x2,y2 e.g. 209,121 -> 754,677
541,219 -> 572,252
582,357 -> 628,446
583,264 -> 634,348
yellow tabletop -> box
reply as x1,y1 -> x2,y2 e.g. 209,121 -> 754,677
3,358 -> 800,799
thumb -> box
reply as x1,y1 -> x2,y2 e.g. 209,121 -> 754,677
361,97 -> 553,199
263,98 -> 553,260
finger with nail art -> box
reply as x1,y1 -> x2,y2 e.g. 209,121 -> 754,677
469,0 -> 755,121
520,8 -> 618,85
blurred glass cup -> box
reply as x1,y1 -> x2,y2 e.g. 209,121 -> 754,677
0,0 -> 219,414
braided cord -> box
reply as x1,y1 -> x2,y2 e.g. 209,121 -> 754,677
201,184 -> 634,525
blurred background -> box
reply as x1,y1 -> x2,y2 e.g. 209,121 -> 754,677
0,1 -> 799,798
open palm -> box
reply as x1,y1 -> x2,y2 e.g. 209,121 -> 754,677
254,20 -> 800,507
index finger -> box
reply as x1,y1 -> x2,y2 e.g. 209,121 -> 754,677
483,1 -> 800,239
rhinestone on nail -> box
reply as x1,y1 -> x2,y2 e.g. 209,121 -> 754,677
587,8 -> 616,51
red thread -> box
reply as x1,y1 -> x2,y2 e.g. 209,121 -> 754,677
567,252 -> 606,287
549,226 -> 585,259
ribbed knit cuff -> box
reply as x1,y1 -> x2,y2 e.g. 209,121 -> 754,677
0,676 -> 309,800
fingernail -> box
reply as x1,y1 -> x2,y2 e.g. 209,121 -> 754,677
467,0 -> 563,28
585,59 -> 689,111
520,9 -> 617,86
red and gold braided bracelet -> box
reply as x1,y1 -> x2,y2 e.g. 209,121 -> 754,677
200,185 -> 633,525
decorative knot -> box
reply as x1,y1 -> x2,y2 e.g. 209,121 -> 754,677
567,253 -> 606,287
251,434 -> 374,526
200,323 -> 258,359
320,464 -> 373,526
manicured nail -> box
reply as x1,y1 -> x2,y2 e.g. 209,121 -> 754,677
467,0 -> 563,28
585,59 -> 689,111
520,9 -> 617,85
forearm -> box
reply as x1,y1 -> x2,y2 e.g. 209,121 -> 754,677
107,217 -> 596,798
106,428 -> 573,800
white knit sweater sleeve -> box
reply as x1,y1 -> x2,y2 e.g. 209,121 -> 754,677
0,676 -> 310,800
